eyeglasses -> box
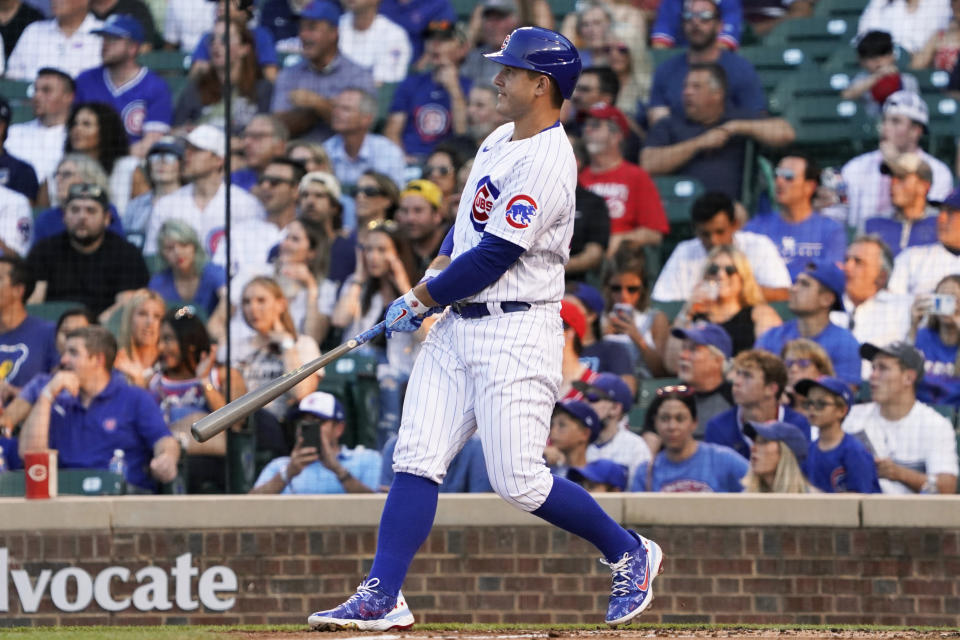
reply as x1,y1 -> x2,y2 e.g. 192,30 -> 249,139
609,284 -> 641,293
356,185 -> 384,197
367,219 -> 398,232
775,168 -> 797,181
656,384 -> 694,397
55,168 -> 76,181
706,263 -> 737,277
149,152 -> 180,165
785,358 -> 813,369
67,182 -> 106,201
800,399 -> 839,411
423,164 -> 452,176
259,175 -> 296,187
683,9 -> 717,21
174,305 -> 196,320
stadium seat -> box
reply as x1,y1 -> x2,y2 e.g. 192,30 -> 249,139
628,376 -> 682,432
316,352 -> 380,449
813,0 -> 870,20
768,68 -> 853,114
822,45 -> 861,73
26,300 -> 84,323
770,300 -> 794,322
764,17 -> 854,64
226,418 -> 258,494
782,97 -> 875,167
138,50 -> 190,75
653,176 -> 706,226
547,0 -> 575,20
11,104 -> 31,124
0,78 -> 31,100
0,469 -> 126,497
376,82 -> 398,126
651,300 -> 684,322
924,96 -> 960,164
738,44 -> 816,98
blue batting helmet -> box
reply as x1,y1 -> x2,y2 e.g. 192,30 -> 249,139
483,26 -> 582,100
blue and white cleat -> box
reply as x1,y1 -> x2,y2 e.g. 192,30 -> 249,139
601,531 -> 664,626
307,577 -> 415,631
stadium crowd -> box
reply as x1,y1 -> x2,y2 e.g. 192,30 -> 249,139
0,0 -> 958,497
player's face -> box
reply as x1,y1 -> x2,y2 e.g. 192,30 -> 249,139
32,74 -> 73,119
788,273 -> 828,314
64,199 -> 110,246
243,118 -> 284,170
69,108 -> 100,153
937,207 -> 960,248
56,314 -> 90,355
396,194 -> 440,241
730,363 -> 772,407
800,387 -> 846,429
869,354 -> 913,405
749,437 -> 781,478
256,163 -> 298,214
299,18 -> 338,63
549,412 -> 590,453
881,114 -> 921,152
131,299 -> 164,348
298,183 -> 336,223
843,241 -> 883,302
423,152 -> 456,196
694,212 -> 735,251
161,239 -> 196,275
362,230 -> 397,278
492,65 -> 540,120
158,322 -> 184,372
654,398 -> 696,453
774,157 -> 813,208
241,283 -> 285,335
279,220 -> 313,263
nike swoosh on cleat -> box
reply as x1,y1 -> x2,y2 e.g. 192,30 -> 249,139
635,563 -> 650,591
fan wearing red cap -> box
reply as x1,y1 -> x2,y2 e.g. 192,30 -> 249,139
579,102 -> 669,257
558,299 -> 599,400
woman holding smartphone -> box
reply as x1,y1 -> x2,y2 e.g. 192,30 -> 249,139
602,258 -> 669,378
910,274 -> 960,405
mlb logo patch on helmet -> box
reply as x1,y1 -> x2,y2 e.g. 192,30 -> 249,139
471,176 -> 499,232
505,195 -> 537,229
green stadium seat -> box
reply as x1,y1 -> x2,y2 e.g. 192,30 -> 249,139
0,79 -> 31,100
317,352 -> 380,449
11,104 -> 32,124
0,469 -> 126,497
376,82 -> 398,125
913,69 -> 952,95
628,377 -> 682,432
26,300 -> 85,322
764,17 -> 854,64
768,69 -> 853,114
138,50 -> 189,75
653,176 -> 705,226
813,0 -> 869,20
226,418 -> 258,494
782,97 -> 875,167
650,300 -> 684,323
547,0 -> 575,19
822,45 -> 861,73
145,253 -> 167,274
924,96 -> 960,164
451,0 -> 474,20
738,44 -> 816,98
770,300 -> 794,322
933,404 -> 955,420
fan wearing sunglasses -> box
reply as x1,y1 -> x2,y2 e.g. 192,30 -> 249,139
421,144 -> 463,221
631,385 -> 748,492
744,154 -> 847,279
669,246 -> 780,362
602,257 -> 669,378
780,338 -> 835,413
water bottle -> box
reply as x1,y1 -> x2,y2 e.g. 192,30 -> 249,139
0,446 -> 7,474
108,449 -> 126,493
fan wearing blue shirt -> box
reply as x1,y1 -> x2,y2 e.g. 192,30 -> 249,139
17,326 -> 180,492
704,348 -> 811,459
745,153 -> 846,279
755,261 -> 862,385
864,152 -> 938,257
794,376 -> 880,493
632,386 -> 748,492
0,256 -> 59,396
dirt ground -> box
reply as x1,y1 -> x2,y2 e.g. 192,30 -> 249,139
223,629 -> 960,640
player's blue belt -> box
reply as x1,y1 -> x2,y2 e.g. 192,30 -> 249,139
450,301 -> 531,319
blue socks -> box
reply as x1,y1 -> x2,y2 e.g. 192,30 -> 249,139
532,475 -> 638,562
368,472 -> 439,597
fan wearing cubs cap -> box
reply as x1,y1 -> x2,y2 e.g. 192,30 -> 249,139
755,260 -> 862,385
741,421 -> 815,493
841,341 -> 958,495
547,398 -> 603,474
578,101 -> 669,257
313,27 -> 664,632
794,376 -> 880,494
838,89 -> 954,231
576,373 -> 651,482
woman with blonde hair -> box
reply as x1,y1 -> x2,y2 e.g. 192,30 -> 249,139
149,219 -> 227,319
287,140 -> 333,175
114,289 -> 166,388
666,246 -> 781,370
742,422 -> 815,493
781,338 -> 836,409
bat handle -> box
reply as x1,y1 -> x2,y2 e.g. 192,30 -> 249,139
354,321 -> 386,345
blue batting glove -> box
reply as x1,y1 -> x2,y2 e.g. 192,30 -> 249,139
385,290 -> 429,337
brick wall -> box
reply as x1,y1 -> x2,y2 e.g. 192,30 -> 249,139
3,524 -> 958,627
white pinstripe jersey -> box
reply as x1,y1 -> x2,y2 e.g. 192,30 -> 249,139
452,121 -> 577,304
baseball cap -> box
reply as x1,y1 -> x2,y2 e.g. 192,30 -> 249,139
567,459 -> 628,490
400,179 -> 442,210
859,340 -> 925,376
185,124 -> 226,158
571,282 -> 604,316
799,260 -> 845,312
931,185 -> 960,211
584,102 -> 631,138
482,0 -> 517,13
883,90 -> 928,127
300,0 -> 342,24
424,19 -> 457,40
670,322 -> 732,358
793,376 -> 854,407
573,372 -> 633,412
560,299 -> 587,340
748,421 -> 809,464
553,399 -> 601,443
297,391 -> 345,421
880,151 -> 932,183
64,182 -> 110,208
300,171 -> 342,202
0,96 -> 10,124
147,135 -> 185,159
92,14 -> 145,43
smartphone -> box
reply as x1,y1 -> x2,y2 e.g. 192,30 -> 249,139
613,303 -> 635,321
298,421 -> 322,451
932,294 -> 957,316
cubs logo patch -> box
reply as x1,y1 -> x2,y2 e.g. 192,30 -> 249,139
414,103 -> 450,141
102,418 -> 117,432
471,176 -> 499,232
501,33 -> 511,50
505,195 -> 537,229
121,100 -> 146,137
207,228 -> 226,257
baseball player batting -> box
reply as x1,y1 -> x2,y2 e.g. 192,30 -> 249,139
308,26 -> 663,631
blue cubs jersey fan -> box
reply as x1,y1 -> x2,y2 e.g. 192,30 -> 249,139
74,67 -> 173,144
804,433 -> 881,493
389,71 -> 471,157
631,443 -> 748,492
0,316 -> 58,389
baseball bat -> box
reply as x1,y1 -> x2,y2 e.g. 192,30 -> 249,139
191,321 -> 386,443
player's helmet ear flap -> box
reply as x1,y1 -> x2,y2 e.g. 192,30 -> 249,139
483,26 -> 583,100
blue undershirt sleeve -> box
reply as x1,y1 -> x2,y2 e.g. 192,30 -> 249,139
438,225 -> 455,257
425,233 -> 525,306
